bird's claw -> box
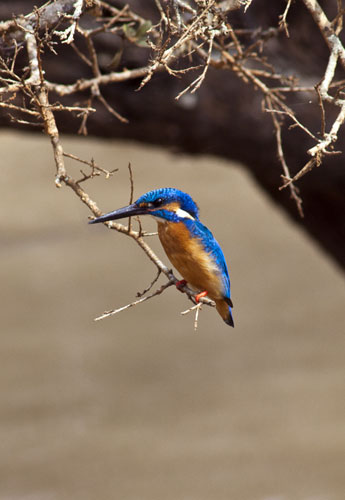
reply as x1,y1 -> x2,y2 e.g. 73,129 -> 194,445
195,291 -> 208,303
175,279 -> 187,292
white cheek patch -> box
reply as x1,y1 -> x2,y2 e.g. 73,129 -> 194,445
175,208 -> 195,220
149,207 -> 195,222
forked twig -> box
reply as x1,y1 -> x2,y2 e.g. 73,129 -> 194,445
94,281 -> 175,321
279,0 -> 293,37
181,302 -> 203,331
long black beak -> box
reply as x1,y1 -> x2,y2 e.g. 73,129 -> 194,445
88,203 -> 148,224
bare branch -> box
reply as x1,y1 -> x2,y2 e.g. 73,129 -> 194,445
266,95 -> 304,217
279,0 -> 293,37
181,302 -> 203,331
128,162 -> 134,233
136,269 -> 162,298
55,0 -> 83,44
94,280 -> 175,321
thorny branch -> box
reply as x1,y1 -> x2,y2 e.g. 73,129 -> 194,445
1,0 -> 345,325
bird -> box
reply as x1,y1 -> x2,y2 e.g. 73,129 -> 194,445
89,188 -> 234,327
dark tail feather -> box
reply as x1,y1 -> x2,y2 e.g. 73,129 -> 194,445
224,310 -> 234,327
215,298 -> 234,328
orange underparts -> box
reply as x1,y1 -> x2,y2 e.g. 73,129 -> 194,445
195,291 -> 208,303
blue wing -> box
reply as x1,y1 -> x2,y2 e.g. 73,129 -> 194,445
185,219 -> 232,302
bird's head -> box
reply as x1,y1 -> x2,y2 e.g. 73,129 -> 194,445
89,188 -> 200,225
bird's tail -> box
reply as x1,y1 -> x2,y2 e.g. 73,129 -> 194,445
215,297 -> 234,328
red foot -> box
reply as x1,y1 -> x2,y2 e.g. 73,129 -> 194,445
175,279 -> 187,292
195,291 -> 208,303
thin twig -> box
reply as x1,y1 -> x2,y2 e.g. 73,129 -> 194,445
94,280 -> 175,321
181,302 -> 203,331
266,95 -> 304,216
136,269 -> 161,297
63,152 -> 117,178
128,162 -> 134,233
279,0 -> 293,37
96,88 -> 129,124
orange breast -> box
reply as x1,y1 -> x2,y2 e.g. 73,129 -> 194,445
158,221 -> 223,300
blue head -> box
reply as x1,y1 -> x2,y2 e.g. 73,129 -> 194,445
89,188 -> 200,224
135,188 -> 199,222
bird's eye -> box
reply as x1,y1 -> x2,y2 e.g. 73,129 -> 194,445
148,198 -> 163,208
154,198 -> 163,206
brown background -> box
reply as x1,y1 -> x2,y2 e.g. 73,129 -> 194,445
1,131 -> 345,500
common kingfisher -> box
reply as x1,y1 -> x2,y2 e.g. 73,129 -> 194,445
89,188 -> 234,327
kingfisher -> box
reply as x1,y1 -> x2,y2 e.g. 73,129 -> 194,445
89,188 -> 234,327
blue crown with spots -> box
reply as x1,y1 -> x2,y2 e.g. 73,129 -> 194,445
135,188 -> 200,220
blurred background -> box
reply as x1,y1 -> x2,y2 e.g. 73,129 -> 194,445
1,130 -> 345,500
